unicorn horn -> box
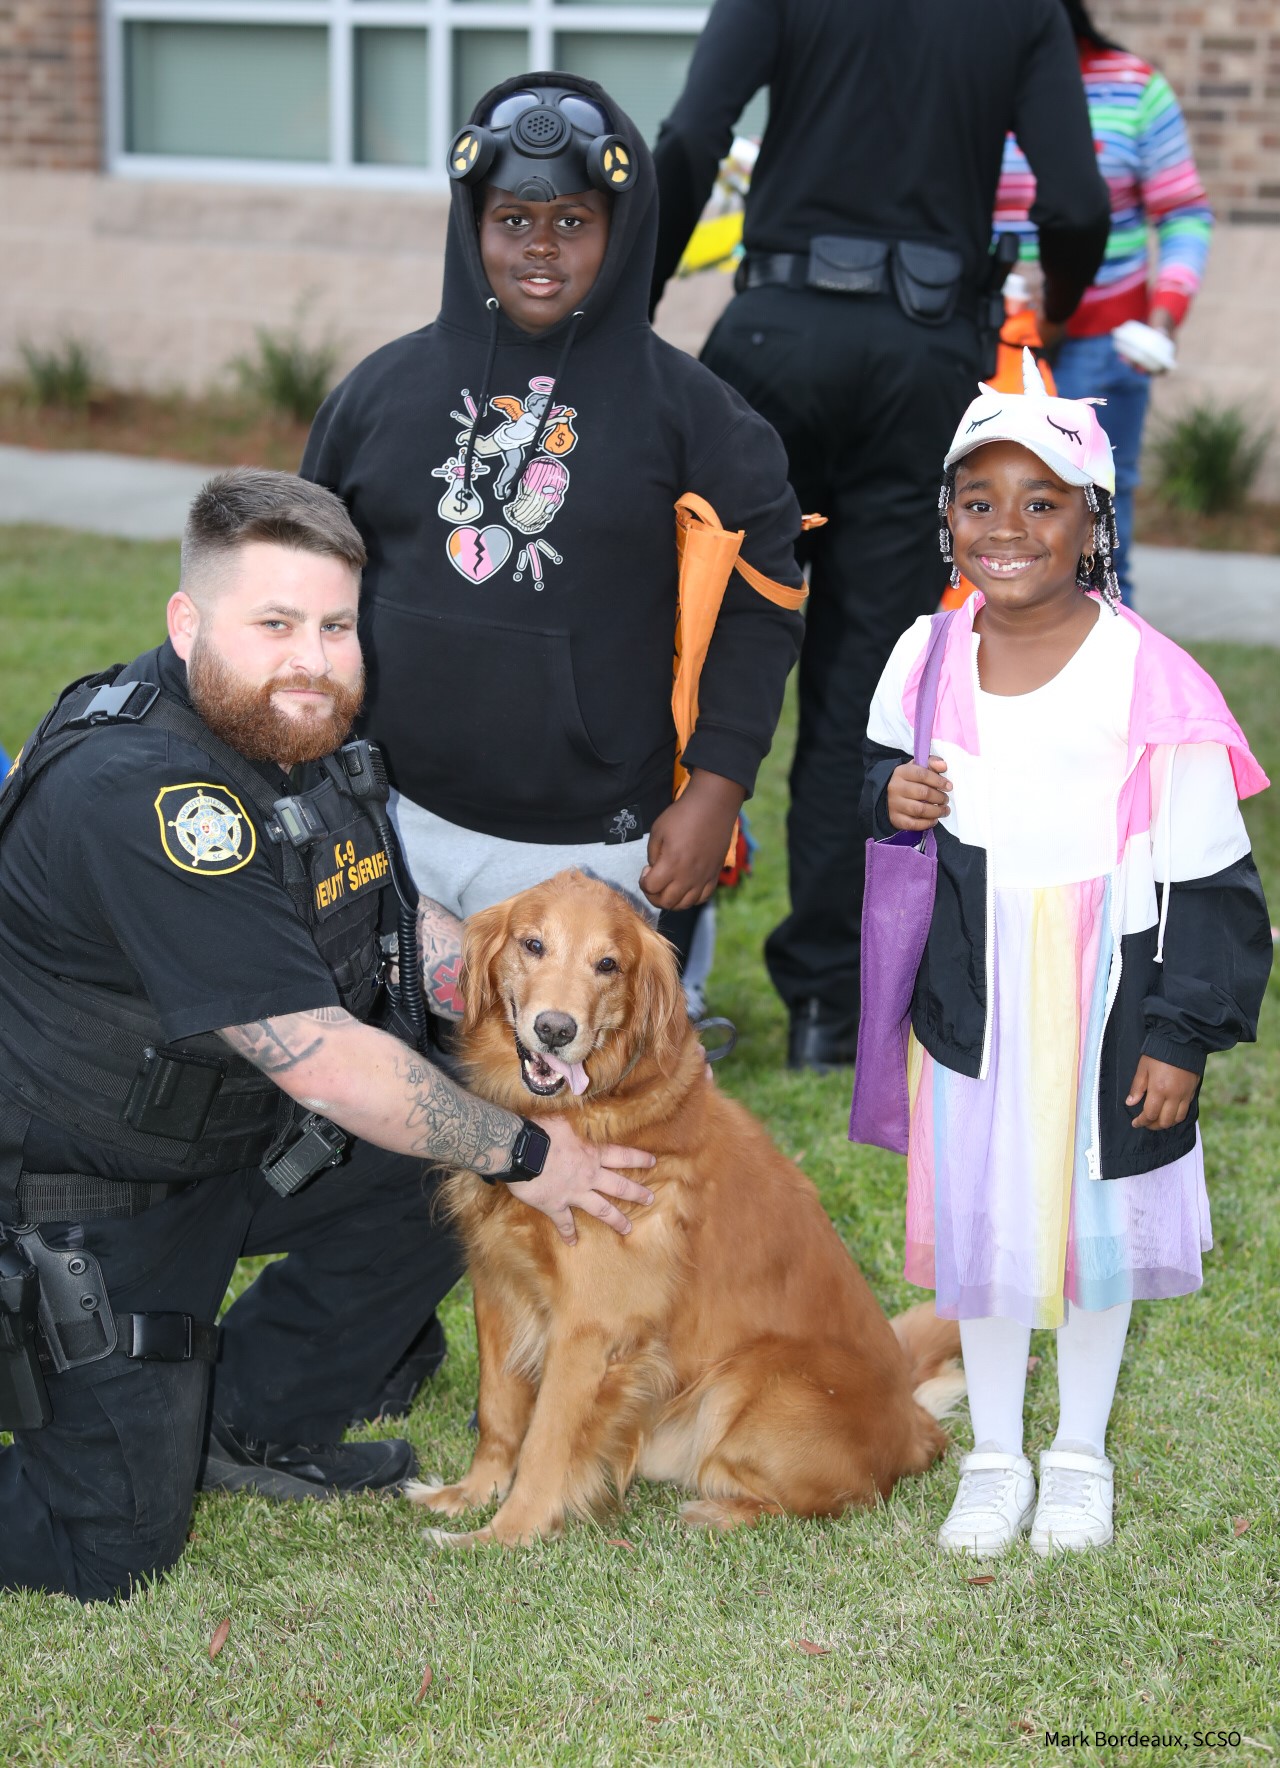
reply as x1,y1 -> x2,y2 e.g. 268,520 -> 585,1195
1022,347 -> 1050,398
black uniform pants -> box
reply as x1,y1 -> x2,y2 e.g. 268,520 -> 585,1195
0,1141 -> 462,1603
701,286 -> 981,1021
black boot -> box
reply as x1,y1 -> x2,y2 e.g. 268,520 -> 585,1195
787,999 -> 859,1073
347,1313 -> 448,1428
198,1414 -> 416,1501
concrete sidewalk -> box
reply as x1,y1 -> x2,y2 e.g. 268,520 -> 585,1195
0,444 -> 215,542
1,442 -> 1277,644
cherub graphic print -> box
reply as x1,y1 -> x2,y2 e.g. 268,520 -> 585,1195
437,376 -> 578,587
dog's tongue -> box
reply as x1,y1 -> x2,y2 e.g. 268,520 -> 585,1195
542,1053 -> 589,1096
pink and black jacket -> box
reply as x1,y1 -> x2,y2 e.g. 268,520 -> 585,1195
862,595 -> 1272,1180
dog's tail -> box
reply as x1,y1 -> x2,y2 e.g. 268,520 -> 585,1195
891,1302 -> 966,1421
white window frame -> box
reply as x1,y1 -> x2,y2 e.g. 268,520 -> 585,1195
104,0 -> 710,188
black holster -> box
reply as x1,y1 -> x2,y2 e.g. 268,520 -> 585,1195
0,1230 -> 52,1430
0,1227 -> 116,1430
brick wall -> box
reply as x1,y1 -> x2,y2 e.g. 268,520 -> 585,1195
1092,0 -> 1280,222
0,0 -> 100,171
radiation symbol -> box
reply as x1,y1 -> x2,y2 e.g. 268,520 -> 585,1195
154,783 -> 256,875
603,143 -> 631,186
453,133 -> 479,176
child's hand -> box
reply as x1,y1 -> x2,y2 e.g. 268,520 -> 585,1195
1126,1056 -> 1199,1131
887,757 -> 952,831
640,770 -> 745,913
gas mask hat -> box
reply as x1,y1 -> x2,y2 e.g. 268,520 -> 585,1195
448,84 -> 637,202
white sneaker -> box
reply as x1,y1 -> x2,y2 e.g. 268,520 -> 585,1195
1029,1448 -> 1114,1555
937,1450 -> 1036,1557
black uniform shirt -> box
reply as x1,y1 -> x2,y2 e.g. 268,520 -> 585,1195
0,643 -> 342,1046
650,0 -> 1111,319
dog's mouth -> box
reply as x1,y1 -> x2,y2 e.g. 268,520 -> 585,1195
514,1032 -> 590,1099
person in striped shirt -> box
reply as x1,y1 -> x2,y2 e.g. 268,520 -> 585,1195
995,0 -> 1213,604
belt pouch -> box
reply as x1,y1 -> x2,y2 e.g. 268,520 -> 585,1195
806,236 -> 889,295
891,240 -> 965,324
123,1045 -> 226,1140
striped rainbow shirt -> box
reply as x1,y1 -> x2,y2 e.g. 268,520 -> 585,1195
996,45 -> 1212,335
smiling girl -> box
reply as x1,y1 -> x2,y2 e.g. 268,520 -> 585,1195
861,353 -> 1271,1559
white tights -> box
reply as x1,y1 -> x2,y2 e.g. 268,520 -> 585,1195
959,1301 -> 1133,1460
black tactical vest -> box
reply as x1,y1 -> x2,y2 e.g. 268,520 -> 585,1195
0,661 -> 397,1196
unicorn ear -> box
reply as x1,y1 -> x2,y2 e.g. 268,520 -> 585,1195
1021,347 -> 1050,398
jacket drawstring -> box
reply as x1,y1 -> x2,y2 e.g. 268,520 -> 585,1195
1154,743 -> 1178,964
526,309 -> 584,460
460,297 -> 501,496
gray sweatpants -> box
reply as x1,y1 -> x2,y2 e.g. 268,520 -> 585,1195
391,793 -> 655,922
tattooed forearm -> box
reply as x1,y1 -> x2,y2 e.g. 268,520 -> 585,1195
220,1005 -> 515,1172
395,1053 -> 519,1173
220,1013 -> 333,1073
417,894 -> 466,1020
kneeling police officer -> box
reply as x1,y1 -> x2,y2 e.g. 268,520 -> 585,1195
0,469 -> 654,1602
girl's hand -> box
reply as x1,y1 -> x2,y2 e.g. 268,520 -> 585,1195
1126,1056 -> 1199,1131
887,757 -> 952,831
641,770 -> 745,912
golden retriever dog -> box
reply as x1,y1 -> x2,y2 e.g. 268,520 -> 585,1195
409,869 -> 963,1546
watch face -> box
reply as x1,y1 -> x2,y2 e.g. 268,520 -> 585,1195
515,1120 -> 550,1177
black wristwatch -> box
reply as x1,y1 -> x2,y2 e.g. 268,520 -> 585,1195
489,1117 -> 550,1184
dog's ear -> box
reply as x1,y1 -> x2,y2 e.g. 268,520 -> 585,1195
634,920 -> 687,1073
460,901 -> 512,1039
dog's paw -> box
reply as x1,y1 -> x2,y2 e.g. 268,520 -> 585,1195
404,1478 -> 477,1517
422,1525 -> 495,1551
678,1497 -> 763,1532
677,1498 -> 729,1531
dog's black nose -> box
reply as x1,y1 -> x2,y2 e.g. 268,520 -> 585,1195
534,1010 -> 577,1051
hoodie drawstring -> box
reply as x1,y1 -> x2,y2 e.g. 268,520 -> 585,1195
526,309 -> 584,460
460,297 -> 501,496
1154,743 -> 1178,965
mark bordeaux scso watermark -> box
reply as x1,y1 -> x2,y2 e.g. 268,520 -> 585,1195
1046,1730 -> 1243,1750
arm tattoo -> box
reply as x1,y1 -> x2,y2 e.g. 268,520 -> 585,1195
219,1007 -> 352,1074
417,895 -> 466,1020
394,1053 -> 519,1174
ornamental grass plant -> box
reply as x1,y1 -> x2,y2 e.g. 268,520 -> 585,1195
1150,401 -> 1273,518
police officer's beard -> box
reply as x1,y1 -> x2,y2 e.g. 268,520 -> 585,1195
187,639 -> 366,766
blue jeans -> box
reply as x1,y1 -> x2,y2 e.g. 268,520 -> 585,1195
1051,333 -> 1152,607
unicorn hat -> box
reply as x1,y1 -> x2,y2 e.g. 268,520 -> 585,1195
944,349 -> 1115,494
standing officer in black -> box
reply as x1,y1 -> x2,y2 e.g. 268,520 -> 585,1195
649,0 -> 1111,1068
0,469 -> 654,1602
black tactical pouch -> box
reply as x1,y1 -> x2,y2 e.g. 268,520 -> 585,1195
260,1110 -> 349,1199
123,1045 -> 227,1140
0,1231 -> 52,1430
806,235 -> 889,296
891,240 -> 966,325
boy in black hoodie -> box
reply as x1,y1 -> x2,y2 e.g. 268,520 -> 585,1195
302,74 -> 804,955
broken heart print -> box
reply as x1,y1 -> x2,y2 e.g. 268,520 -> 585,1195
437,378 -> 577,586
447,525 -> 512,582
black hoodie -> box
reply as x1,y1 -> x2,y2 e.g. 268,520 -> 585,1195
302,72 -> 804,846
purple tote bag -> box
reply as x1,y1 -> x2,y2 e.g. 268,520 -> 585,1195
848,610 -> 955,1154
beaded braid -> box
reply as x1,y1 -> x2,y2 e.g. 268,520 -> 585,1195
1081,484 -> 1122,607
938,468 -> 1122,608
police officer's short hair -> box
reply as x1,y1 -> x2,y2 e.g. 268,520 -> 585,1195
181,468 -> 366,596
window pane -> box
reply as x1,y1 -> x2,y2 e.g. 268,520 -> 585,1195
355,28 -> 428,166
452,30 -> 530,133
552,32 -> 695,146
125,23 -> 328,161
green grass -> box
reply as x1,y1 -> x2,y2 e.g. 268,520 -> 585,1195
1,526 -> 1277,1766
